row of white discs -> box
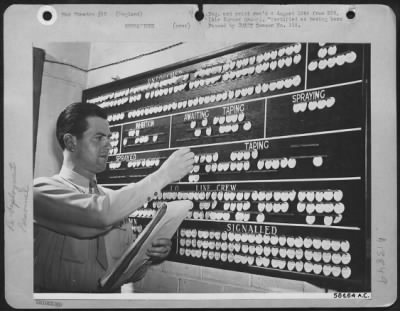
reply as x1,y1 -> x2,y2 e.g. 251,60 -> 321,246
131,135 -> 158,145
140,196 -> 341,219
193,150 -> 262,171
127,129 -> 141,137
189,210 -> 281,222
192,121 -> 252,137
293,97 -> 336,113
140,73 -> 189,92
109,158 -> 162,170
108,162 -> 121,169
97,96 -> 128,108
189,74 -> 221,89
256,75 -> 302,94
149,199 -> 340,216
305,215 -> 343,226
127,158 -> 161,168
179,238 -> 351,265
88,73 -> 189,104
181,229 -> 350,251
131,209 -> 157,218
194,149 -> 288,167
298,189 -> 343,202
191,161 -> 251,173
88,89 -> 129,104
194,43 -> 302,80
179,248 -> 351,279
194,152 -> 219,163
297,202 -> 345,214
191,210 -> 231,221
192,53 -> 302,88
156,189 -> 340,203
190,113 -> 246,128
97,82 -> 182,108
144,83 -> 187,100
90,44 -> 303,106
308,51 -> 357,71
257,157 -> 298,169
240,54 -> 302,76
317,45 -> 338,58
107,112 -> 125,122
193,210 -> 343,226
105,75 -> 302,124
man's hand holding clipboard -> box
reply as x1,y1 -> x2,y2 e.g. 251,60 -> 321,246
99,200 -> 193,291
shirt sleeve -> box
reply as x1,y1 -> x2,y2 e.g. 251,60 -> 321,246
34,172 -> 166,235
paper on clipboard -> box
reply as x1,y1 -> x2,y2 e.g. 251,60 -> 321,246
99,200 -> 193,291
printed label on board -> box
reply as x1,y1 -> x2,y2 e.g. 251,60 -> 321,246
170,185 -> 180,191
135,119 -> 155,129
244,140 -> 270,150
184,110 -> 210,121
222,103 -> 246,115
148,70 -> 184,83
116,153 -> 136,161
292,89 -> 326,103
196,184 -> 211,191
226,223 -> 278,235
216,184 -> 237,191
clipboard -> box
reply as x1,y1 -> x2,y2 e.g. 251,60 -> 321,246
99,200 -> 193,291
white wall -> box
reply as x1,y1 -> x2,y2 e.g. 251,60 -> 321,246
34,42 -> 90,178
133,261 -> 331,294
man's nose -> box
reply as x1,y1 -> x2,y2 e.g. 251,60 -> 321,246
105,137 -> 112,150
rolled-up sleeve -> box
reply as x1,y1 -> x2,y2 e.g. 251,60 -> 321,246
34,172 -> 165,236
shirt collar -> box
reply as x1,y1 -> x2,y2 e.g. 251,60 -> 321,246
59,166 -> 96,189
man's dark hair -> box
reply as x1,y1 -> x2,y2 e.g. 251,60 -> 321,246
56,102 -> 108,149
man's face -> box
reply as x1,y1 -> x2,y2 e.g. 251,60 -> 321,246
73,116 -> 112,176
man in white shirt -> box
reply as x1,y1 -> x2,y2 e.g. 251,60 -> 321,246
34,102 -> 194,292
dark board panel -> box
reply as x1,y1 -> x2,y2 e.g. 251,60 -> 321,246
83,42 -> 370,291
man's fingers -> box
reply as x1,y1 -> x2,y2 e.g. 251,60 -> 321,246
182,152 -> 195,160
152,238 -> 172,247
147,246 -> 170,254
152,238 -> 172,245
146,246 -> 171,258
174,147 -> 191,156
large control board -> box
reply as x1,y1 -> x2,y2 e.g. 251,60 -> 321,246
82,43 -> 370,291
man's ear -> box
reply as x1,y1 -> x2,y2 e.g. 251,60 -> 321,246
63,134 -> 77,152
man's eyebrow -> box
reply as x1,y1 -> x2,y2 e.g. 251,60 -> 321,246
95,132 -> 112,137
